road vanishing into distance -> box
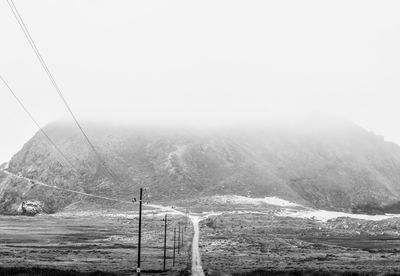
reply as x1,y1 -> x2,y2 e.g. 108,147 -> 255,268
147,203 -> 205,275
190,216 -> 205,276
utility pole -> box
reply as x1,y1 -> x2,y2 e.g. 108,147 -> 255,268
137,188 -> 143,275
173,227 -> 176,266
177,222 -> 181,254
181,221 -> 184,247
163,214 -> 167,271
185,208 -> 188,231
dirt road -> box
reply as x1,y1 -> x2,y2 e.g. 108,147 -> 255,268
139,203 -> 207,275
189,216 -> 205,276
148,202 -> 205,275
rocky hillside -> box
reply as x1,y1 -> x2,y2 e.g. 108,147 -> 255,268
1,119 -> 400,214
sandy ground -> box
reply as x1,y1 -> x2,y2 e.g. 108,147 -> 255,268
212,195 -> 301,207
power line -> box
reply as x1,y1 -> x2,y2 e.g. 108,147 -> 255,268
7,0 -> 122,184
2,170 -> 132,204
0,74 -> 81,174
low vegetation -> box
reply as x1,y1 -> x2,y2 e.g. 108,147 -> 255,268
200,213 -> 400,275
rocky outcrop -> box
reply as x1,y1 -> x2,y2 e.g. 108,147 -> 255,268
18,200 -> 44,216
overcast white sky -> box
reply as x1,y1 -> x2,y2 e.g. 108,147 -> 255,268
1,0 -> 400,162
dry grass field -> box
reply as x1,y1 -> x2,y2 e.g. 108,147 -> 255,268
0,209 -> 192,275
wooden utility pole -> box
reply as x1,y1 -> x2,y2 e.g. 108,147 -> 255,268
163,214 -> 167,271
173,227 -> 176,266
137,188 -> 143,275
177,222 -> 181,254
181,221 -> 184,247
185,208 -> 188,231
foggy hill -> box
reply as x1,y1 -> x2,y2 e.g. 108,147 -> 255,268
1,119 -> 400,214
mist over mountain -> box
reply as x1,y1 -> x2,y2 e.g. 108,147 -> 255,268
1,118 -> 400,215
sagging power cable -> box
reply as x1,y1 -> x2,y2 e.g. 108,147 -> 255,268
0,74 -> 81,173
2,170 -> 132,204
7,0 -> 122,184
